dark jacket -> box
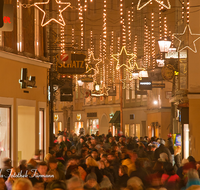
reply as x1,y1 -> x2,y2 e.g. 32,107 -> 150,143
154,144 -> 172,163
86,166 -> 103,184
117,174 -> 129,189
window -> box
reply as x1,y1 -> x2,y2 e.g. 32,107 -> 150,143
130,114 -> 135,120
0,106 -> 11,168
0,31 -> 2,46
34,7 -> 39,56
39,109 -> 44,159
17,1 -> 22,52
126,88 -> 130,100
131,80 -> 135,99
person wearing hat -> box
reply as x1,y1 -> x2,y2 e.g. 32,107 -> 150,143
84,172 -> 98,190
1,157 -> 12,181
154,139 -> 172,164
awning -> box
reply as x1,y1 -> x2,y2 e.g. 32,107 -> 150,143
109,111 -> 120,124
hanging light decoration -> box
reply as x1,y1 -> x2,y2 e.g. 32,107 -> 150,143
103,0 -> 107,87
78,0 -> 84,50
151,12 -> 156,68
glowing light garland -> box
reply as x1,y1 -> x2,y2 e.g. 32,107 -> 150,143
173,1 -> 200,53
151,12 -> 156,68
34,0 -> 71,27
137,0 -> 171,10
173,25 -> 200,53
112,46 -> 136,71
85,51 -> 102,76
103,0 -> 107,86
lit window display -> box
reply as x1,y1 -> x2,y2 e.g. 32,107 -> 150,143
0,107 -> 10,168
88,119 -> 99,135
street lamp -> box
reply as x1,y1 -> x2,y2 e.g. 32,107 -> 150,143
158,38 -> 172,53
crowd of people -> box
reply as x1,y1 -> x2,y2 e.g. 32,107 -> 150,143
0,129 -> 200,190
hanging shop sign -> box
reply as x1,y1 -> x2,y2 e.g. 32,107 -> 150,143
108,86 -> 116,96
135,90 -> 147,95
161,65 -> 175,81
19,68 -> 37,89
60,78 -> 73,101
77,114 -> 81,121
152,83 -> 165,88
81,76 -> 93,83
139,78 -> 152,90
0,4 -> 13,31
57,53 -> 86,74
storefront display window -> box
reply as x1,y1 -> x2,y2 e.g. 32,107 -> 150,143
183,124 -> 189,159
0,107 -> 10,168
130,124 -> 135,137
88,119 -> 99,135
125,124 -> 129,136
136,124 -> 140,138
75,122 -> 84,135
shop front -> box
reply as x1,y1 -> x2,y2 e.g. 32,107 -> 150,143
88,118 -> 99,135
147,110 -> 171,139
0,51 -> 50,167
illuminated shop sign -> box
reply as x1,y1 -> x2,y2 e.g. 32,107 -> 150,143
0,4 -> 13,31
139,79 -> 152,90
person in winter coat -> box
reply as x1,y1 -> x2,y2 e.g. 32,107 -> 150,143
117,165 -> 129,189
174,146 -> 182,173
154,139 -> 172,163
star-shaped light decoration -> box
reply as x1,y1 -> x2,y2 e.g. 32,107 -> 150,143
85,52 -> 102,76
34,0 -> 71,27
91,82 -> 110,97
112,46 -> 136,71
137,0 -> 171,10
173,24 -> 200,53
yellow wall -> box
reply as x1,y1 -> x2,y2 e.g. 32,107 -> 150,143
0,57 -> 47,102
189,99 -> 200,160
0,55 -> 50,166
147,111 -> 170,139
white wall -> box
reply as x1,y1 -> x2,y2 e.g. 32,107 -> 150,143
18,106 -> 35,162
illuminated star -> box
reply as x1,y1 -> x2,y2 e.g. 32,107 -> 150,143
34,0 -> 71,27
137,0 -> 171,10
173,24 -> 200,53
112,46 -> 136,71
85,52 -> 102,76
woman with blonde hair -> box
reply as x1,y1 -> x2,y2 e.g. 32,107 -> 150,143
85,155 -> 103,184
174,146 -> 182,173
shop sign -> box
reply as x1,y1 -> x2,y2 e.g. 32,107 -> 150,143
139,79 -> 152,90
175,134 -> 181,146
108,86 -> 116,96
19,68 -> 37,89
152,83 -> 165,88
81,76 -> 93,83
77,114 -> 81,121
57,53 -> 86,74
0,4 -> 13,31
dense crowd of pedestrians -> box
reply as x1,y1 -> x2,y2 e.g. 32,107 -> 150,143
0,129 -> 200,190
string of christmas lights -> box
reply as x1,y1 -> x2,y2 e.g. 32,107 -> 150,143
110,31 -> 114,87
120,0 -> 126,46
144,17 -> 148,69
78,0 -> 84,50
103,0 -> 107,87
72,28 -> 74,47
151,12 -> 156,68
